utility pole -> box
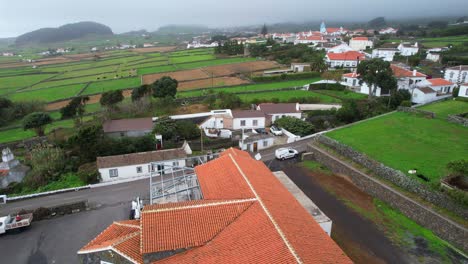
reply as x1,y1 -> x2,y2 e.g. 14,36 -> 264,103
200,127 -> 204,153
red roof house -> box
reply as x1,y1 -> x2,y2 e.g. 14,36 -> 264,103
78,148 -> 352,264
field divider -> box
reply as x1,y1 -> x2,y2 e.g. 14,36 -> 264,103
14,72 -> 64,93
77,82 -> 92,96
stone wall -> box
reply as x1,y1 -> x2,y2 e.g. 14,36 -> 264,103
397,106 -> 436,118
306,143 -> 468,252
447,113 -> 468,127
316,135 -> 467,218
0,136 -> 48,150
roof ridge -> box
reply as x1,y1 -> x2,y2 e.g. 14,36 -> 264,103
142,198 -> 257,214
227,154 -> 303,264
111,231 -> 141,247
111,233 -> 142,264
114,222 -> 141,229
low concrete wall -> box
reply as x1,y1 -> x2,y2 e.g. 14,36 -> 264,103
306,143 -> 468,252
447,113 -> 468,127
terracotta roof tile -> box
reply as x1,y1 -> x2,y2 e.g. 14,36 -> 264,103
78,221 -> 140,253
351,37 -> 368,41
343,72 -> 360,78
391,64 -> 426,78
141,199 -> 255,254
327,51 -> 366,61
114,233 -> 144,264
417,87 -> 436,94
427,78 -> 453,86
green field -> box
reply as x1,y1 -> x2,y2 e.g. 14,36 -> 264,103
8,83 -> 85,102
82,77 -> 141,95
0,73 -> 55,91
169,54 -> 215,63
176,57 -> 256,70
238,90 -> 340,103
178,78 -> 321,98
327,101 -> 468,184
0,116 -> 93,143
314,90 -> 368,100
384,35 -> 468,48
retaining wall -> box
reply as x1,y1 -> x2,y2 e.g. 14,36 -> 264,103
447,113 -> 468,127
306,143 -> 468,252
397,106 -> 436,118
316,135 -> 467,218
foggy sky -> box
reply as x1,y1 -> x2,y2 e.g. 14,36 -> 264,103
0,0 -> 467,37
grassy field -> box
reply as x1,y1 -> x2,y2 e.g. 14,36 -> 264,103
314,90 -> 368,100
178,78 -> 321,98
8,83 -> 85,102
82,77 -> 140,95
384,35 -> 468,48
169,54 -> 215,64
419,100 -> 468,118
0,73 -> 55,91
238,90 -> 340,103
327,102 -> 468,184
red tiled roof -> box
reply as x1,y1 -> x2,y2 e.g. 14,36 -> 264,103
343,72 -> 360,78
326,28 -> 343,33
390,64 -> 426,78
327,51 -> 366,61
351,37 -> 368,41
426,78 -> 453,86
114,233 -> 144,264
78,221 -> 141,253
417,87 -> 436,94
141,199 -> 255,254
297,36 -> 324,41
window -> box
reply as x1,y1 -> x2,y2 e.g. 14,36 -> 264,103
109,169 -> 118,178
136,166 -> 142,173
466,89 -> 468,96
463,72 -> 467,82
240,120 -> 246,127
253,120 -> 258,126
173,161 -> 179,166
263,140 -> 268,147
120,132 -> 125,137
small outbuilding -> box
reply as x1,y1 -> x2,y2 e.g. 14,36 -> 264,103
103,117 -> 153,138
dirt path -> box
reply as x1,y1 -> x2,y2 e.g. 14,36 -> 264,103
282,165 -> 410,264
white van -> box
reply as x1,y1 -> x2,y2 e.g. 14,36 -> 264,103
275,148 -> 298,160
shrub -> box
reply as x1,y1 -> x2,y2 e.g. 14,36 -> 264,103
274,116 -> 315,137
77,162 -> 100,184
309,83 -> 346,91
252,72 -> 321,83
452,87 -> 459,98
400,100 -> 412,107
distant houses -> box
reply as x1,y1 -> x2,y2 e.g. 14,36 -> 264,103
379,27 -> 398,35
349,37 -> 373,51
325,51 -> 366,70
397,42 -> 419,56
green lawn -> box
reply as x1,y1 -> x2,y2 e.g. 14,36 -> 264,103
0,73 -> 55,91
315,90 -> 368,100
137,65 -> 178,75
419,100 -> 468,119
82,77 -> 140,95
169,54 -> 216,64
176,57 -> 256,70
238,90 -> 340,104
178,78 -> 321,98
327,110 -> 468,184
8,84 -> 85,102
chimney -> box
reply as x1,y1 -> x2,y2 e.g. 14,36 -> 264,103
413,70 -> 416,76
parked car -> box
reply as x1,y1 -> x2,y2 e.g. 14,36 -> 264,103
275,148 -> 298,160
270,126 -> 283,136
254,128 -> 268,134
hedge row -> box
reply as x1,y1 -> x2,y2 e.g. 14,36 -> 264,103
309,83 -> 346,91
252,71 -> 321,83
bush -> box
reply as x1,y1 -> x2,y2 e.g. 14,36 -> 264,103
274,116 -> 315,137
309,83 -> 346,91
400,100 -> 412,107
452,87 -> 459,98
77,162 -> 100,184
252,72 -> 321,83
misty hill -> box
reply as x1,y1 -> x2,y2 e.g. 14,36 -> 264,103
15,22 -> 113,45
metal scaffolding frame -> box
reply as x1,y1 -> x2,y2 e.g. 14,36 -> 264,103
149,153 -> 221,204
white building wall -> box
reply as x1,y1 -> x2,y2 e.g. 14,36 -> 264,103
371,49 -> 397,61
200,116 -> 225,129
270,113 -> 302,123
459,85 -> 468,98
232,117 -> 265,130
239,137 -> 274,152
99,159 -> 186,182
444,69 -> 468,84
412,90 -> 437,104
426,53 -> 440,62
349,40 -> 373,51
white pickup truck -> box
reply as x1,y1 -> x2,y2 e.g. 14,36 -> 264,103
0,213 -> 33,234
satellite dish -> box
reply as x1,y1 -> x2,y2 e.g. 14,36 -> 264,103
254,153 -> 262,161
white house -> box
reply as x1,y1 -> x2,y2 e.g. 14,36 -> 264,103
256,103 -> 302,125
372,48 -> 399,61
291,63 -> 311,72
349,37 -> 373,51
398,42 -> 419,56
326,51 -> 366,69
97,147 -> 189,182
458,83 -> 468,98
426,52 -> 441,62
412,87 -> 437,104
325,27 -> 348,36
225,110 -> 266,130
379,27 -> 398,34
187,41 -> 219,49
239,133 -> 275,152
417,78 -> 455,94
294,35 -> 326,45
327,43 -> 354,53
444,65 -> 468,85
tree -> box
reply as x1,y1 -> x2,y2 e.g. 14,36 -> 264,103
153,117 -> 177,140
356,58 -> 397,99
60,96 -> 89,121
261,24 -> 268,36
310,56 -> 327,72
176,121 -> 200,140
131,84 -> 151,102
152,76 -> 178,98
216,92 -> 242,109
336,100 -> 361,123
274,117 -> 314,137
447,160 -> 468,178
100,90 -> 124,108
368,17 -> 386,28
23,112 -> 52,136
27,144 -> 65,187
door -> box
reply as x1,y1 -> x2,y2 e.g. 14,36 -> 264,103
253,142 -> 258,152
157,164 -> 165,175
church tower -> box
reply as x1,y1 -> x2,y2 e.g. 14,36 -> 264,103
320,21 -> 327,34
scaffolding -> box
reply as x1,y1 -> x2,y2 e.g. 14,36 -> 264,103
149,153 -> 221,204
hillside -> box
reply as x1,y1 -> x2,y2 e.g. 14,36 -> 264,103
15,21 -> 113,45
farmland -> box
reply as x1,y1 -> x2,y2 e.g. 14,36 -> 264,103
327,100 -> 468,184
